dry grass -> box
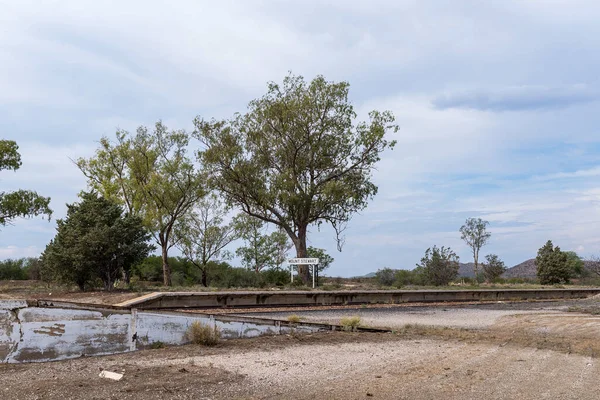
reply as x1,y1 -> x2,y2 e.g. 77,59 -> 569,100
186,321 -> 221,346
340,316 -> 362,331
392,321 -> 600,358
287,314 -> 302,323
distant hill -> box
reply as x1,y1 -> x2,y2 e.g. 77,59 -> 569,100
361,258 -> 600,280
503,259 -> 537,278
458,263 -> 476,278
503,258 -> 600,279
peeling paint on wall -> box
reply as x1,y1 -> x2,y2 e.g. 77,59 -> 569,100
0,302 -> 325,363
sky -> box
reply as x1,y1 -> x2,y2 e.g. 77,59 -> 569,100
1,0 -> 600,277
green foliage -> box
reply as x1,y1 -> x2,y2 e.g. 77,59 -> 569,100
565,251 -> 585,278
535,240 -> 571,284
376,268 -> 396,286
0,258 -> 44,280
195,74 -> 397,283
234,214 -> 289,273
394,267 -> 427,287
418,246 -> 460,286
186,321 -> 221,346
0,258 -> 29,280
176,194 -> 238,286
307,246 -> 334,273
132,255 -> 202,285
76,123 -> 205,286
482,254 -> 506,282
459,218 -> 491,280
0,140 -> 52,228
41,192 -> 153,291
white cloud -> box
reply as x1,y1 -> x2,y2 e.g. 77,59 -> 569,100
0,246 -> 42,259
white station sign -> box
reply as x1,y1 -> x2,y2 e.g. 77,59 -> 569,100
288,257 -> 320,265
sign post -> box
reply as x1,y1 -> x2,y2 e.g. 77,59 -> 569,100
287,258 -> 320,288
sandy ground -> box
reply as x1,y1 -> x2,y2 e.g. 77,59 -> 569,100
3,290 -> 600,399
244,303 -> 569,329
1,331 -> 598,400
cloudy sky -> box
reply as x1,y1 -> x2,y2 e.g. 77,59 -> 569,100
2,0 -> 600,277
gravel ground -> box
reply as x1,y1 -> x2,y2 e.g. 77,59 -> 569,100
1,332 -> 598,400
241,301 -> 571,329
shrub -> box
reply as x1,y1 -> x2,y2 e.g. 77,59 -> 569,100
394,268 -> 427,287
418,246 -> 460,286
0,258 -> 29,280
482,254 -> 506,282
150,341 -> 165,349
376,268 -> 396,286
536,240 -> 571,284
340,316 -> 361,331
186,321 -> 221,346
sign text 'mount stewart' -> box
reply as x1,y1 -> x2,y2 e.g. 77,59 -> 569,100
288,258 -> 320,265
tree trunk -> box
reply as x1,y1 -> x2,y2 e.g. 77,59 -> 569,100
161,244 -> 172,286
293,225 -> 310,283
473,252 -> 479,285
201,269 -> 208,287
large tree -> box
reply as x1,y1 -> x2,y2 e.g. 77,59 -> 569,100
42,192 -> 152,291
0,140 -> 52,227
234,214 -> 288,274
176,194 -> 238,287
76,123 -> 205,286
194,74 -> 397,282
459,217 -> 491,282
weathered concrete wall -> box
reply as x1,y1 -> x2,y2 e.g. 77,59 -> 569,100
115,288 -> 600,310
0,300 -> 325,363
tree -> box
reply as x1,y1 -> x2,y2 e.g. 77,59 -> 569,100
535,240 -> 570,284
307,246 -> 334,274
76,123 -> 205,286
587,255 -> 600,277
274,226 -> 294,269
417,246 -> 460,286
0,258 -> 29,280
459,218 -> 491,282
0,140 -> 52,227
234,214 -> 288,273
565,251 -> 585,278
482,254 -> 506,282
194,74 -> 397,283
375,267 -> 396,286
176,194 -> 239,287
42,192 -> 153,291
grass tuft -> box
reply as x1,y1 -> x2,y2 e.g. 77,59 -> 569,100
186,321 -> 221,346
340,316 -> 362,331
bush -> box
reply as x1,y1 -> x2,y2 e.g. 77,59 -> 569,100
418,246 -> 460,286
536,240 -> 571,284
482,254 -> 506,282
394,268 -> 427,287
340,316 -> 362,331
186,321 -> 221,346
376,268 -> 396,286
0,258 -> 29,280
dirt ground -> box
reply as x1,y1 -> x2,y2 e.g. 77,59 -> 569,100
3,307 -> 600,399
0,280 -> 147,305
1,331 -> 598,400
3,284 -> 600,399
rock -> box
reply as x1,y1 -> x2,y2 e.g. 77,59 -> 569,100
99,370 -> 124,381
